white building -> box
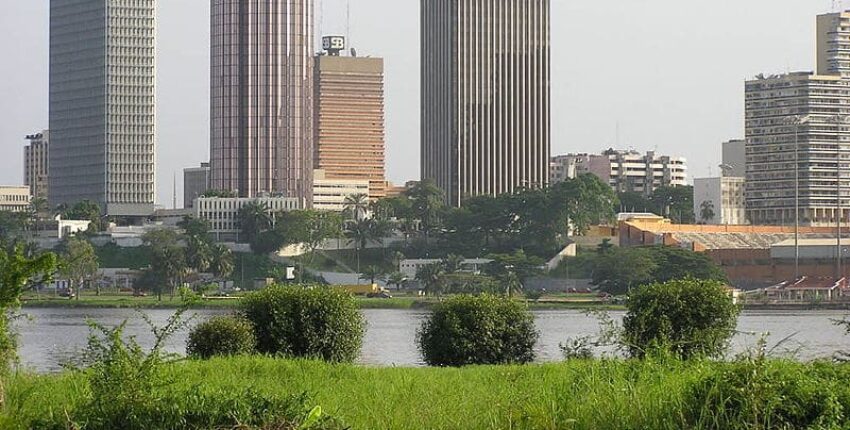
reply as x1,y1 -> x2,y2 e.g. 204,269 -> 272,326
195,197 -> 302,241
693,177 -> 747,225
0,186 -> 31,213
312,169 -> 370,213
399,258 -> 493,279
551,150 -> 688,197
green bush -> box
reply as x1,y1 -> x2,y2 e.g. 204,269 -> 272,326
623,278 -> 739,359
685,359 -> 850,429
186,315 -> 256,359
417,295 -> 538,366
242,285 -> 365,362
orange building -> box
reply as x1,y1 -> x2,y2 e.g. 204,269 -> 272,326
313,42 -> 386,199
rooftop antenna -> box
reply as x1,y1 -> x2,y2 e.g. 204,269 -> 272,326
172,171 -> 177,209
346,0 -> 351,48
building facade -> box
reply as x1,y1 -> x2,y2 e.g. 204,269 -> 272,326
693,177 -> 747,225
421,0 -> 551,206
183,162 -> 210,209
24,131 -> 49,201
745,72 -> 850,226
550,150 -> 687,196
0,186 -> 31,213
210,0 -> 314,205
194,196 -> 301,241
817,11 -> 850,78
49,0 -> 156,216
721,139 -> 746,178
314,39 -> 386,200
312,169 -> 370,212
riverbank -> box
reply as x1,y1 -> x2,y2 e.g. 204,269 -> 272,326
5,357 -> 850,429
20,295 -> 625,311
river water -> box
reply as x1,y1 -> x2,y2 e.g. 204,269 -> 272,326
12,308 -> 850,373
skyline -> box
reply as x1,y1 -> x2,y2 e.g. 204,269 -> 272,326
0,0 -> 844,208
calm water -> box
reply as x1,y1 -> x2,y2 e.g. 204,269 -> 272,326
12,308 -> 850,373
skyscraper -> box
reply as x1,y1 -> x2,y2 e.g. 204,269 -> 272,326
421,0 -> 551,206
210,0 -> 314,207
49,0 -> 156,216
24,131 -> 49,201
314,36 -> 386,199
183,162 -> 211,209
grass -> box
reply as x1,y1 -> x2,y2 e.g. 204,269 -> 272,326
6,357 -> 850,429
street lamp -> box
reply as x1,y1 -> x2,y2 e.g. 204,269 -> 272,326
829,115 -> 850,280
782,115 -> 812,280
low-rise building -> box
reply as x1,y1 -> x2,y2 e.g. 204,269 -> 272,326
693,177 -> 747,225
195,196 -> 301,241
0,186 -> 31,212
312,169 -> 370,212
399,258 -> 493,279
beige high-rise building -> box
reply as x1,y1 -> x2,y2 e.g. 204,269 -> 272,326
210,0 -> 314,206
818,11 -> 850,78
314,36 -> 386,199
421,0 -> 551,206
24,131 -> 49,201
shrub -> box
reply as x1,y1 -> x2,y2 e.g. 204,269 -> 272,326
622,278 -> 739,359
242,285 -> 365,362
417,295 -> 538,366
685,359 -> 850,429
186,315 -> 256,359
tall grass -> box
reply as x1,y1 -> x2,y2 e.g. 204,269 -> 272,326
6,357 -> 850,429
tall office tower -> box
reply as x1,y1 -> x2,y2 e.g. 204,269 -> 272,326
745,72 -> 850,226
721,139 -> 746,178
817,11 -> 850,77
421,0 -> 551,206
24,131 -> 50,200
314,36 -> 386,199
49,0 -> 156,216
183,162 -> 211,209
210,0 -> 314,207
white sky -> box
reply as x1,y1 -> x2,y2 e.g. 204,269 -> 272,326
0,0 -> 843,207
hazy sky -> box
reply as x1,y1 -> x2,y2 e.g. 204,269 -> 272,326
0,0 -> 844,208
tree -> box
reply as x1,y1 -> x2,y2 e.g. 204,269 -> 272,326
617,191 -> 653,213
62,200 -> 104,232
405,180 -> 445,246
592,247 -> 658,295
343,193 -> 370,221
276,210 -> 343,261
359,266 -> 385,285
209,244 -> 235,280
622,278 -> 740,359
29,197 -> 49,234
59,237 -> 99,298
237,202 -> 273,244
442,254 -> 465,274
150,246 -> 188,301
651,186 -> 695,224
700,200 -> 716,224
415,263 -> 445,296
141,228 -> 180,252
557,174 -> 618,235
0,245 -> 57,404
177,216 -> 210,240
344,218 -> 391,272
485,250 -> 545,296
185,237 -> 212,273
201,189 -> 236,198
386,271 -> 408,291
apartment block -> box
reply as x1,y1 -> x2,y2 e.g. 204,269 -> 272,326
551,150 -> 687,196
210,0 -> 314,205
694,177 -> 747,225
421,0 -> 551,206
194,196 -> 301,242
183,163 -> 210,209
49,0 -> 156,216
312,169 -> 370,213
314,37 -> 386,199
818,11 -> 850,78
0,186 -> 31,213
24,131 -> 49,201
745,72 -> 850,226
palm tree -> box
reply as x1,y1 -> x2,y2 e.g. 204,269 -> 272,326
416,263 -> 445,297
237,201 -> 272,243
386,271 -> 408,291
29,197 -> 48,234
344,219 -> 372,272
186,237 -> 213,273
359,265 -> 386,285
405,180 -> 445,248
442,254 -> 465,274
343,193 -> 370,221
209,244 -> 235,280
700,200 -> 716,224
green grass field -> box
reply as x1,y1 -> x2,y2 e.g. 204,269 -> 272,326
6,357 -> 850,429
